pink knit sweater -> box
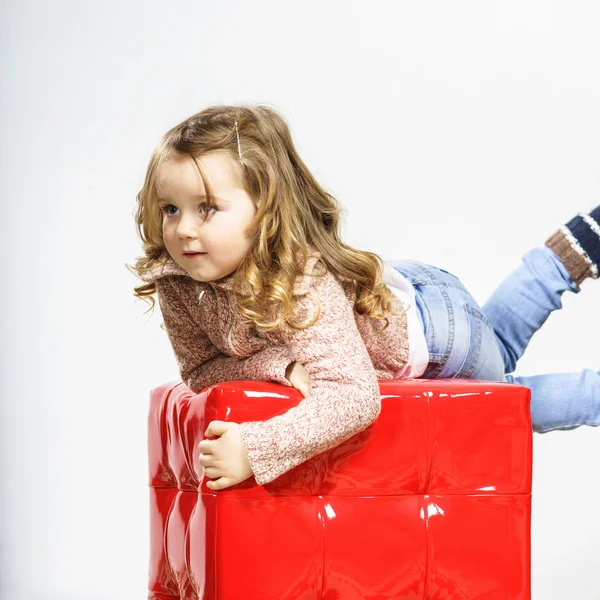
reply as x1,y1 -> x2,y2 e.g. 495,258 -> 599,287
140,247 -> 411,485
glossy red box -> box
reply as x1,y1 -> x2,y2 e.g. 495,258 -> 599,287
148,378 -> 532,600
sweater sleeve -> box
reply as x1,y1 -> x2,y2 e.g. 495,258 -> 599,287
156,278 -> 295,392
238,267 -> 381,486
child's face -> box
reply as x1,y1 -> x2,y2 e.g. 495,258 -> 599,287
156,151 -> 257,282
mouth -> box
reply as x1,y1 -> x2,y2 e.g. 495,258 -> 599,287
183,252 -> 207,258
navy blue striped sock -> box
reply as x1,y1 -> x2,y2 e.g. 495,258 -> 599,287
545,205 -> 600,285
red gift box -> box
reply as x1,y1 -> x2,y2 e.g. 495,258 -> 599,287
148,378 -> 532,600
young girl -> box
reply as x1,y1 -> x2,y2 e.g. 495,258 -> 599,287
130,104 -> 600,491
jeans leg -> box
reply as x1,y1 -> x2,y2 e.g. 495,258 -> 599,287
482,246 -> 581,374
505,370 -> 600,432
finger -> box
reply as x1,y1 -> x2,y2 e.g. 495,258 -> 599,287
198,441 -> 213,453
204,420 -> 228,437
202,466 -> 220,478
206,477 -> 232,491
198,453 -> 215,467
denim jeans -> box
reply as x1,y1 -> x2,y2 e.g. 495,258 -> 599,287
389,246 -> 600,433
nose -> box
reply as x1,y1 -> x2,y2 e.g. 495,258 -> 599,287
176,212 -> 200,239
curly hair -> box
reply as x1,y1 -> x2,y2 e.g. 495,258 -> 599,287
127,103 -> 403,334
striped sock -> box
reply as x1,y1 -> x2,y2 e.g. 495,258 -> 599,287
545,205 -> 600,285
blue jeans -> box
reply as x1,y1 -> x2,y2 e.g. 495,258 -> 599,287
389,247 -> 600,433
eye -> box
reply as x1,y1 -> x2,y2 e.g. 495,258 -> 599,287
159,203 -> 178,216
199,203 -> 217,215
158,203 -> 218,216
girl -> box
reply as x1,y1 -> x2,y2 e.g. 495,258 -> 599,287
130,104 -> 600,491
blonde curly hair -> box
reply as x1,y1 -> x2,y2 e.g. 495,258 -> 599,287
127,103 -> 403,334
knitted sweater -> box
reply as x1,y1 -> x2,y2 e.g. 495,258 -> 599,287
140,247 -> 413,485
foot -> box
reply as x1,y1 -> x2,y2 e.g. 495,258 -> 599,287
545,204 -> 600,285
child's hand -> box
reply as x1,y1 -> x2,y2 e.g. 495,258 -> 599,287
198,421 -> 253,491
285,361 -> 312,396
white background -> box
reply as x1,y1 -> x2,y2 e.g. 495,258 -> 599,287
1,1 -> 599,598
